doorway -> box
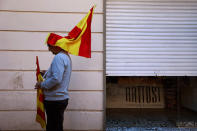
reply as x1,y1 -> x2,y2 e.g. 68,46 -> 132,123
105,0 -> 197,130
106,76 -> 197,130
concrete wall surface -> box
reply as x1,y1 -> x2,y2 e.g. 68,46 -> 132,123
0,0 -> 104,130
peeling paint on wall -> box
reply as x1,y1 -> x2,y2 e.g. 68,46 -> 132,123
12,72 -> 24,89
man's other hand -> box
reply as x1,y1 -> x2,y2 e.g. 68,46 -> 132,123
40,70 -> 46,76
35,82 -> 41,89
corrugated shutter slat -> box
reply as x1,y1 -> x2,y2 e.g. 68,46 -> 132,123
106,0 -> 197,76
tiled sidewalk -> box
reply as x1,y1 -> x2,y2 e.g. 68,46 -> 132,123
106,127 -> 197,131
106,108 -> 197,131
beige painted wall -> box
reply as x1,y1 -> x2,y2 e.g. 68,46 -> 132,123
0,0 -> 104,130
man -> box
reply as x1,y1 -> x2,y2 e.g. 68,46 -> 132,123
35,44 -> 72,131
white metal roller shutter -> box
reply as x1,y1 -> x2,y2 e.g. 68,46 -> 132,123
106,0 -> 197,76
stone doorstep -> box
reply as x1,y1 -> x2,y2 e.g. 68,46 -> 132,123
176,121 -> 197,128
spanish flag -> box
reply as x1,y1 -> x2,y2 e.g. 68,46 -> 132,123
36,56 -> 46,129
46,6 -> 95,58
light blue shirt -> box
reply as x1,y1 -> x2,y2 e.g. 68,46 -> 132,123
41,51 -> 72,101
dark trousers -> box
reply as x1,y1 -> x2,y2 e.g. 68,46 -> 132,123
44,99 -> 68,131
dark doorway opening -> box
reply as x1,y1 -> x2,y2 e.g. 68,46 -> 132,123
106,76 -> 197,130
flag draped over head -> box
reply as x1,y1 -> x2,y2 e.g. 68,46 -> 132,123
46,6 -> 95,58
36,56 -> 46,129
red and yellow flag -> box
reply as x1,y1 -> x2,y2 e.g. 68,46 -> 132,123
36,56 -> 46,129
46,6 -> 95,58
